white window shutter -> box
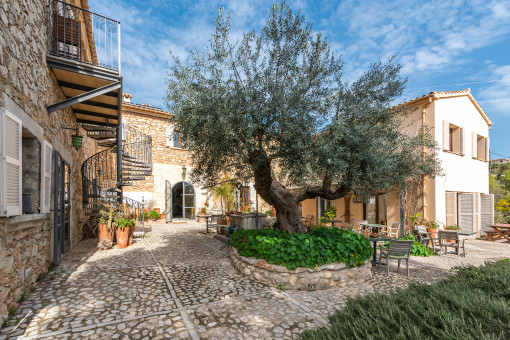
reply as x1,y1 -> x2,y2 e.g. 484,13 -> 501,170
4,111 -> 22,216
40,140 -> 52,213
442,120 -> 450,151
472,132 -> 477,159
165,125 -> 174,147
445,191 -> 457,226
485,137 -> 489,162
480,194 -> 494,234
458,193 -> 475,232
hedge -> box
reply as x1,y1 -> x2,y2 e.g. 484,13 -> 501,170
230,227 -> 372,270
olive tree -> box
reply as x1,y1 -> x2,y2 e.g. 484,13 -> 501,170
166,2 -> 440,233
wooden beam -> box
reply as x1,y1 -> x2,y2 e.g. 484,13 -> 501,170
74,109 -> 118,120
77,119 -> 117,127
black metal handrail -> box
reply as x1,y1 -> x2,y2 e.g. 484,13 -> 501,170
81,124 -> 152,223
48,0 -> 121,72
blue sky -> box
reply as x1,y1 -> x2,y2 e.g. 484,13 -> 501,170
92,0 -> 510,157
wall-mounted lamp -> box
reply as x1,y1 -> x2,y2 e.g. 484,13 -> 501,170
181,165 -> 187,180
63,127 -> 82,150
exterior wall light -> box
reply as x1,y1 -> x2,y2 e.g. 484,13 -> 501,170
181,165 -> 187,180
63,127 -> 82,150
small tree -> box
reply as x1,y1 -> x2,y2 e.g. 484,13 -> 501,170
213,177 -> 235,215
166,2 -> 439,233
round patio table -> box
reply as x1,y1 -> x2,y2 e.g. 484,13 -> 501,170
368,236 -> 393,266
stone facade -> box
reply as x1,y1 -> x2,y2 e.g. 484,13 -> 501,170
121,100 -> 208,214
0,0 -> 97,319
230,248 -> 372,290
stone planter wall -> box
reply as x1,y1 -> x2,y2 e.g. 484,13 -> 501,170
230,248 -> 372,290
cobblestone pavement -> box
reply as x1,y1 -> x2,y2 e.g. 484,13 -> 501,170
2,222 -> 509,339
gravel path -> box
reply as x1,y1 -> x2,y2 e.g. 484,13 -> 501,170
1,222 -> 509,339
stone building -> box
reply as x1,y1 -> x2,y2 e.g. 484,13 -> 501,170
0,0 -> 136,319
121,94 -> 268,220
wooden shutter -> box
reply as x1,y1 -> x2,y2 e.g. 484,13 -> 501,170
472,132 -> 477,159
459,128 -> 464,155
165,125 -> 174,147
480,194 -> 494,233
458,193 -> 475,232
445,192 -> 457,226
40,140 -> 52,213
4,111 -> 22,216
485,137 -> 489,162
442,120 -> 450,151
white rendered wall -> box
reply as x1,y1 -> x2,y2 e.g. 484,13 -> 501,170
433,96 -> 490,226
124,163 -> 209,215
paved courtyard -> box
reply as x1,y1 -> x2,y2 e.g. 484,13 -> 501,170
1,222 -> 509,340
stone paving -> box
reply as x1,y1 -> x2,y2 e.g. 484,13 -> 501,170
1,222 -> 509,339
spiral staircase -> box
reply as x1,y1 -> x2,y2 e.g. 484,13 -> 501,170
81,123 -> 152,228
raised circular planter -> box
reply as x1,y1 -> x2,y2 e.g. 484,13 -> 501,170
230,248 -> 372,290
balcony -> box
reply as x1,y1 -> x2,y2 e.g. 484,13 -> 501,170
46,0 -> 122,128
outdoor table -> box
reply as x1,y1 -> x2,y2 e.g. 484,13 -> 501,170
332,220 -> 344,227
361,223 -> 388,236
368,236 -> 393,266
201,215 -> 212,233
486,224 -> 510,242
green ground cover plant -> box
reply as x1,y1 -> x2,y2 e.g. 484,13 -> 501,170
231,227 -> 372,270
300,260 -> 510,340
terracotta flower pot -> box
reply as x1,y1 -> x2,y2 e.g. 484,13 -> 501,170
271,207 -> 276,217
117,227 -> 131,249
98,223 -> 114,242
427,228 -> 438,244
128,226 -> 134,246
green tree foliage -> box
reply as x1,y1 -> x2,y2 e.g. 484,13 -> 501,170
166,2 -> 440,233
490,163 -> 510,223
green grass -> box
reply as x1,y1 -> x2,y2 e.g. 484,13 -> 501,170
301,260 -> 510,340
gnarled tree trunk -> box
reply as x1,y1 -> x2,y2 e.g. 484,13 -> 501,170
250,151 -> 306,233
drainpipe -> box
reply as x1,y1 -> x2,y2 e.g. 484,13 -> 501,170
421,96 -> 434,219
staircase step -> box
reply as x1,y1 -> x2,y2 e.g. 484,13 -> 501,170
88,194 -> 120,199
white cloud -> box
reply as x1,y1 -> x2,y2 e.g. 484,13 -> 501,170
478,65 -> 510,116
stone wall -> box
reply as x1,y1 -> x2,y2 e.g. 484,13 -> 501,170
122,103 -> 193,193
0,0 -> 97,319
230,248 -> 372,290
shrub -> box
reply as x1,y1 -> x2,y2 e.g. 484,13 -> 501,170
138,211 -> 149,221
318,206 -> 337,226
398,234 -> 435,257
300,261 -> 510,340
264,209 -> 273,216
149,209 -> 160,220
231,227 -> 372,270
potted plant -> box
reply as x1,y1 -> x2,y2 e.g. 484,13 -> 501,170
426,220 -> 439,243
95,202 -> 118,242
149,209 -> 160,221
197,207 -> 208,222
115,215 -> 135,249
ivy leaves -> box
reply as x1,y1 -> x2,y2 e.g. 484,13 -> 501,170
231,228 -> 372,270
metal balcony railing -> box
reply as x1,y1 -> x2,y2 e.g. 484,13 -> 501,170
48,0 -> 121,72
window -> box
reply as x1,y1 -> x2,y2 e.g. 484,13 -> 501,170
165,124 -> 186,149
363,194 -> 387,225
472,132 -> 489,161
173,131 -> 186,148
442,120 -> 464,155
446,192 -> 494,233
0,106 -> 51,217
240,186 -> 250,211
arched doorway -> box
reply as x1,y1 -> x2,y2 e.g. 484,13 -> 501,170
171,181 -> 195,220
